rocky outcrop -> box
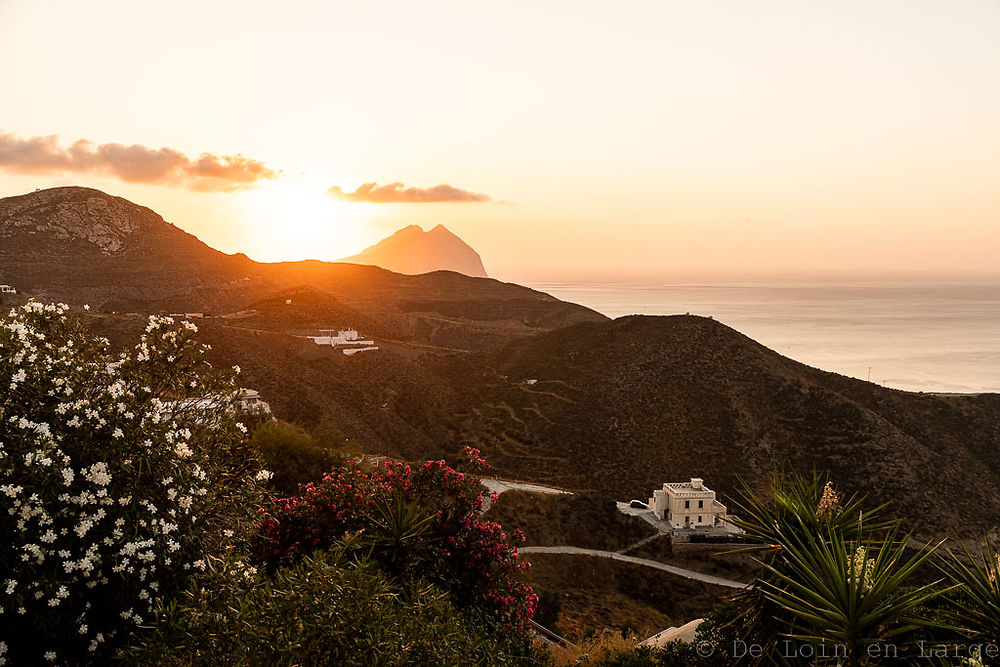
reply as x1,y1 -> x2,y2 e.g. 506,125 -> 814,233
0,186 -> 166,254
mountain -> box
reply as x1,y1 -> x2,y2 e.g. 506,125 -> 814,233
0,187 -> 604,349
339,224 -> 489,278
0,186 -> 248,304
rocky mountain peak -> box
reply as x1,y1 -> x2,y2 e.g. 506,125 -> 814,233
0,186 -> 167,255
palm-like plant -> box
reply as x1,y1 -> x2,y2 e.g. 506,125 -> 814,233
758,517 -> 944,666
725,473 -> 890,663
939,541 -> 1000,645
724,472 -> 944,665
728,472 -> 891,552
364,494 -> 438,574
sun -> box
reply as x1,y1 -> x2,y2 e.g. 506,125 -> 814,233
237,177 -> 373,262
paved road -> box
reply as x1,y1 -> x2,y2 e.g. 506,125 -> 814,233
481,478 -> 570,496
479,478 -> 571,511
520,546 -> 748,590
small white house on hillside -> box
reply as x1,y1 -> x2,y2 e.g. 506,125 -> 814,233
160,388 -> 272,424
308,328 -> 379,355
237,388 -> 271,416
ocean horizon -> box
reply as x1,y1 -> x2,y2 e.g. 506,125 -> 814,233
527,279 -> 1000,394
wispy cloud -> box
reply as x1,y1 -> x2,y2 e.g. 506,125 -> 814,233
328,182 -> 490,203
0,131 -> 279,192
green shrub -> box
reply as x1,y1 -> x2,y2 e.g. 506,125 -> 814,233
940,541 -> 1000,651
122,544 -> 545,666
251,418 -> 350,497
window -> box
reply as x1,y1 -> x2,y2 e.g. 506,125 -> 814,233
684,500 -> 690,509
698,515 -> 703,523
698,500 -> 704,509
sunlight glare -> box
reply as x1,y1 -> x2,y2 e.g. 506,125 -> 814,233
237,177 -> 372,262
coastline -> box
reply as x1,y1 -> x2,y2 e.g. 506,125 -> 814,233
525,279 -> 1000,395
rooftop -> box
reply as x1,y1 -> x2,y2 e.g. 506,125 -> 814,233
661,478 -> 714,496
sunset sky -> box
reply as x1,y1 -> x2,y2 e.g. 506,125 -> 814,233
1,0 -> 998,281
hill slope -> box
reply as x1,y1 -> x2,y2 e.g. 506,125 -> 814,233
450,315 -> 1000,539
339,224 -> 488,277
88,311 -> 1000,540
0,186 -> 249,304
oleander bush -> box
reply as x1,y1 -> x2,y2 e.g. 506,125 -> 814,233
255,447 -> 539,632
0,302 -> 267,664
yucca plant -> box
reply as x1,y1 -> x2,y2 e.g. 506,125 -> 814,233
757,516 -> 945,666
364,494 -> 438,574
728,472 -> 891,553
723,472 -> 949,665
725,472 -> 893,664
939,541 -> 1000,646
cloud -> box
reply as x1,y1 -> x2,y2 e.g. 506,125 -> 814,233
0,131 -> 279,192
328,181 -> 490,203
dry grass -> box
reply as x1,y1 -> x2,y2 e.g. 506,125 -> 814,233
485,491 -> 655,551
548,629 -> 644,666
524,552 -> 727,642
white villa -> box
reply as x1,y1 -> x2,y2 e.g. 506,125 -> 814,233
648,478 -> 728,529
308,328 -> 379,356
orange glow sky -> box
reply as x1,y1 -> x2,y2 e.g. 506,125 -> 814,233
1,1 -> 998,281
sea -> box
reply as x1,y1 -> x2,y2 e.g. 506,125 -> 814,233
526,279 -> 1000,394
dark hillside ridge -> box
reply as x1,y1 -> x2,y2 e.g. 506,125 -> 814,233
453,315 -> 1000,539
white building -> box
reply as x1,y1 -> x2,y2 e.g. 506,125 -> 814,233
308,328 -> 379,355
161,388 -> 271,424
648,478 -> 728,529
236,388 -> 271,416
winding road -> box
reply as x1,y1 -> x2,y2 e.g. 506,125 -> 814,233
478,480 -> 748,590
520,546 -> 748,590
479,478 -> 570,511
